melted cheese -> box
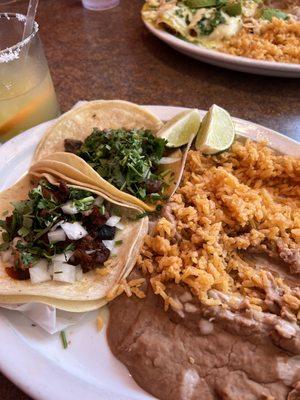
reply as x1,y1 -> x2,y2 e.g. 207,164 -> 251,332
208,14 -> 242,40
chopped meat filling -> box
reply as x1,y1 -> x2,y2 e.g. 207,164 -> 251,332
72,235 -> 110,272
42,181 -> 70,203
98,225 -> 116,240
82,206 -> 107,237
64,138 -> 83,154
5,266 -> 30,280
145,179 -> 163,194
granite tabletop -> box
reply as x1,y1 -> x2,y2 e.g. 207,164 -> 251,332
0,0 -> 299,398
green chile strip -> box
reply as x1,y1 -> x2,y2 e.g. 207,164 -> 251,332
261,8 -> 289,21
185,0 -> 226,8
224,1 -> 242,16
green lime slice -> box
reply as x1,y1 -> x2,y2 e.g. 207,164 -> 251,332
195,104 -> 235,154
157,109 -> 201,148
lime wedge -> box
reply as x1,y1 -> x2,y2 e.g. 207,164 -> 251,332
157,109 -> 201,148
195,105 -> 235,154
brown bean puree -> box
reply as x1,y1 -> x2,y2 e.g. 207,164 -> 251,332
108,271 -> 300,400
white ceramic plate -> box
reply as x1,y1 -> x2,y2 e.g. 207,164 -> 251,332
144,21 -> 300,78
0,106 -> 299,400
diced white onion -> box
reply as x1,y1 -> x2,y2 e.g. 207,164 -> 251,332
76,266 -> 83,281
53,262 -> 76,283
50,220 -> 64,231
61,201 -> 78,215
47,228 -> 67,243
116,222 -> 125,230
1,249 -> 13,263
102,240 -> 115,251
94,196 -> 104,206
61,222 -> 88,241
29,259 -> 51,284
52,251 -> 74,263
158,157 -> 181,164
106,216 -> 121,227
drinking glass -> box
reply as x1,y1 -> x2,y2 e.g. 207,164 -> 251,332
82,0 -> 119,11
0,13 -> 60,143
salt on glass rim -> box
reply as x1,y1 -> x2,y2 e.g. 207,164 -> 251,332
0,13 -> 39,63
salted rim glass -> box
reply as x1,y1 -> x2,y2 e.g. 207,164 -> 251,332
0,12 -> 60,143
0,13 -> 39,63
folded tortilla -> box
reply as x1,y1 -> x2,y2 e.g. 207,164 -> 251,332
33,100 -> 163,162
0,174 -> 148,311
31,100 -> 192,211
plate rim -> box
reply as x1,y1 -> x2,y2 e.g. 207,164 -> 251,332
0,104 -> 299,400
143,20 -> 300,74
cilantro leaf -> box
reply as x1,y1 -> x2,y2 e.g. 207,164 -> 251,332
76,128 -> 168,201
0,242 -> 10,251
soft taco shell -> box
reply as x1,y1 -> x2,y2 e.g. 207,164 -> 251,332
31,100 -> 195,211
32,100 -> 193,211
0,175 -> 148,311
0,294 -> 107,312
31,149 -> 190,212
33,100 -> 163,162
30,157 -> 157,212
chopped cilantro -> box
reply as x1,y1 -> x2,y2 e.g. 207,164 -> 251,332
0,242 -> 10,251
17,226 -> 30,238
76,128 -> 168,201
0,180 -> 94,270
73,196 -> 94,212
60,330 -> 68,349
99,205 -> 105,215
69,187 -> 93,200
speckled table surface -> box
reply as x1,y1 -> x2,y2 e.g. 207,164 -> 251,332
0,0 -> 299,398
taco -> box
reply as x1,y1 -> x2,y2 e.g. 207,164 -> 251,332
32,100 -> 194,212
0,174 -> 148,312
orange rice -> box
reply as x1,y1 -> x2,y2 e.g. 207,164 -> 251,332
137,140 -> 300,318
221,18 -> 300,64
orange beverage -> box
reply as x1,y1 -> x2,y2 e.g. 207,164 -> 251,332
0,13 -> 60,142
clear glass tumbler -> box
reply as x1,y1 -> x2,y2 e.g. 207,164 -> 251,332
0,13 -> 60,143
82,0 -> 119,11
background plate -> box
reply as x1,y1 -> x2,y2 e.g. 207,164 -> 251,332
0,106 -> 299,400
144,21 -> 300,78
